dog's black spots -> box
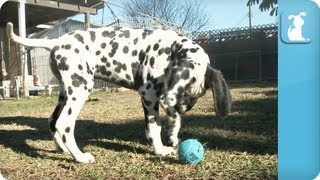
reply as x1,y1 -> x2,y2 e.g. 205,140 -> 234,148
143,99 -> 152,106
178,48 -> 189,59
109,42 -> 119,58
72,97 -> 76,101
56,54 -> 62,60
190,77 -> 196,84
150,57 -> 155,68
96,65 -> 109,76
65,127 -> 70,133
125,74 -> 131,80
102,30 -> 116,38
146,45 -> 151,53
106,62 -> 111,67
141,91 -> 146,96
181,39 -> 188,43
68,86 -> 73,95
89,31 -> 96,42
146,83 -> 151,89
166,106 -> 177,119
68,108 -> 72,115
71,73 -> 88,87
74,48 -> 79,54
101,56 -> 107,63
144,58 -> 149,66
181,69 -> 190,80
65,44 -> 71,50
85,45 -> 90,51
132,50 -> 138,57
177,86 -> 184,94
112,42 -> 119,49
74,34 -> 84,44
62,134 -> 66,143
131,62 -> 139,72
58,57 -> 69,71
115,67 -> 121,73
96,50 -> 101,56
153,43 -> 159,51
113,60 -> 127,73
84,86 -> 88,90
139,50 -> 146,63
106,71 -> 112,76
123,46 -> 129,54
68,31 -> 75,35
158,48 -> 164,56
101,43 -> 106,49
165,47 -> 171,55
155,83 -> 164,96
142,30 -> 153,39
152,78 -> 158,85
146,73 -> 153,81
131,62 -> 140,84
154,101 -> 159,112
190,48 -> 199,53
86,62 -> 93,75
133,37 -> 138,45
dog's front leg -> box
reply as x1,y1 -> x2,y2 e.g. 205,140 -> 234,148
159,99 -> 181,147
141,97 -> 176,156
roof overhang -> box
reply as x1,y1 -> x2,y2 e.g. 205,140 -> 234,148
0,0 -> 104,30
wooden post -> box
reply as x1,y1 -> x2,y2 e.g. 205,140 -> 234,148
18,0 -> 29,97
85,12 -> 90,29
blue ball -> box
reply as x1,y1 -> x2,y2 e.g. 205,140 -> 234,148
178,139 -> 205,165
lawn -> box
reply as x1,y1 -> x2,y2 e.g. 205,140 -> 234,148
0,82 -> 277,179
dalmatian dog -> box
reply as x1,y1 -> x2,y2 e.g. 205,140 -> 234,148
6,22 -> 231,163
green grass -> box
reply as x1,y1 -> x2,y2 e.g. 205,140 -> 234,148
0,82 -> 277,179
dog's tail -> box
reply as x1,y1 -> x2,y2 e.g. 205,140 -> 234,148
6,22 -> 54,50
205,65 -> 232,119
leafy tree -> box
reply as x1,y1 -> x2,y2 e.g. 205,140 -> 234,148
247,0 -> 278,16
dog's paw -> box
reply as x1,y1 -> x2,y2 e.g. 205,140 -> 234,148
169,136 -> 180,147
75,152 -> 95,163
154,146 -> 176,156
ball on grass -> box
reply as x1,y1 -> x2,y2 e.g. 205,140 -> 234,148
178,139 -> 205,165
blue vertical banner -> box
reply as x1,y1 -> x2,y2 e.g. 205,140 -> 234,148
279,0 -> 320,179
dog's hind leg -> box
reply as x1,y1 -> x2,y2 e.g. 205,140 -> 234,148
53,75 -> 95,163
48,85 -> 69,153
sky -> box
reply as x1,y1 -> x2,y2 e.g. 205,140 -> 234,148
74,0 -> 277,31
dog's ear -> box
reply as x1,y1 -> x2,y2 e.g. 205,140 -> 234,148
205,65 -> 232,119
299,12 -> 306,17
288,15 -> 295,20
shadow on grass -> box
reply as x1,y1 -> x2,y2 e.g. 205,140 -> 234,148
0,91 -> 277,161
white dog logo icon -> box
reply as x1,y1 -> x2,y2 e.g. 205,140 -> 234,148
287,12 -> 307,41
